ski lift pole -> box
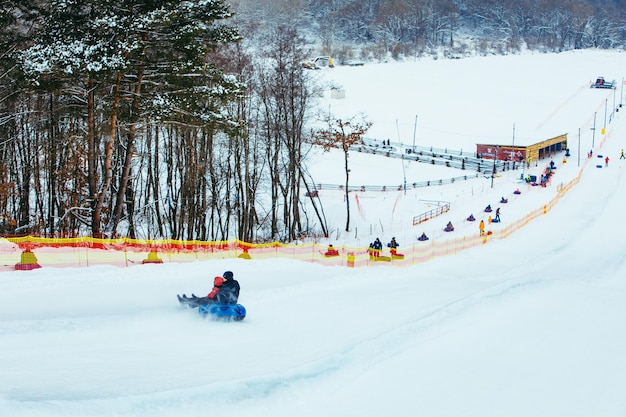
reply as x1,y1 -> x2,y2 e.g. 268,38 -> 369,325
592,112 -> 597,148
396,118 -> 400,142
613,88 -> 616,120
578,128 -> 581,168
412,115 -> 418,152
490,146 -> 498,189
401,154 -> 407,196
602,98 -> 609,135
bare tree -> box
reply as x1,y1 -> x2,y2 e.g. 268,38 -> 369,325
313,114 -> 371,232
257,25 -> 313,241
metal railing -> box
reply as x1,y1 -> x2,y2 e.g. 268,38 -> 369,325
412,201 -> 451,225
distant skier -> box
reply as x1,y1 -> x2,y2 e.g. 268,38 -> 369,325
605,156 -> 609,167
324,244 -> 339,256
388,237 -> 400,256
371,238 -> 383,257
620,149 -> 625,159
374,238 -> 383,256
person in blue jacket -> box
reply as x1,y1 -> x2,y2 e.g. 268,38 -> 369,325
370,238 -> 383,257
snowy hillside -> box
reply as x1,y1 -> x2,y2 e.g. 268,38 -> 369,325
1,50 -> 626,417
303,49 -> 625,243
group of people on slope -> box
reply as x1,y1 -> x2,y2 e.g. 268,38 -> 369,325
368,237 -> 401,257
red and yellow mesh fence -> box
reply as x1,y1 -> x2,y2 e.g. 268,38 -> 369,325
0,234 -> 491,270
0,165 -> 584,271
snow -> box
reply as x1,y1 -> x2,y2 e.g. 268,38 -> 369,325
2,49 -> 626,417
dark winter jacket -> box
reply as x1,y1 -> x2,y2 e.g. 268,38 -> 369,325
216,278 -> 240,304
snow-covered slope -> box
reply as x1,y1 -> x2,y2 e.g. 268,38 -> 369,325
1,50 -> 626,417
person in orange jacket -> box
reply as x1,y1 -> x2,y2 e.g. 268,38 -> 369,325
479,219 -> 485,235
178,275 -> 224,307
206,276 -> 225,300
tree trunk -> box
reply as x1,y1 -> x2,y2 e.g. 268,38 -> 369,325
344,149 -> 350,232
92,72 -> 121,237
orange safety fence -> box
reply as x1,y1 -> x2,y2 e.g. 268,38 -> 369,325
0,162 -> 587,271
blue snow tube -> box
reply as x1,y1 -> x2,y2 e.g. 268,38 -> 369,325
198,303 -> 246,321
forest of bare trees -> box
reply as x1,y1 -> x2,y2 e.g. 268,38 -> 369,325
233,0 -> 626,60
1,0 -> 625,242
0,1 -> 324,242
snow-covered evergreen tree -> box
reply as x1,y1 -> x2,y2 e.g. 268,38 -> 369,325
14,0 -> 245,237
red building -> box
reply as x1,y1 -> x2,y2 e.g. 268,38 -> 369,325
476,133 -> 568,163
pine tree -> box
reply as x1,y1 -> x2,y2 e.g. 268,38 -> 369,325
16,0 -> 245,237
